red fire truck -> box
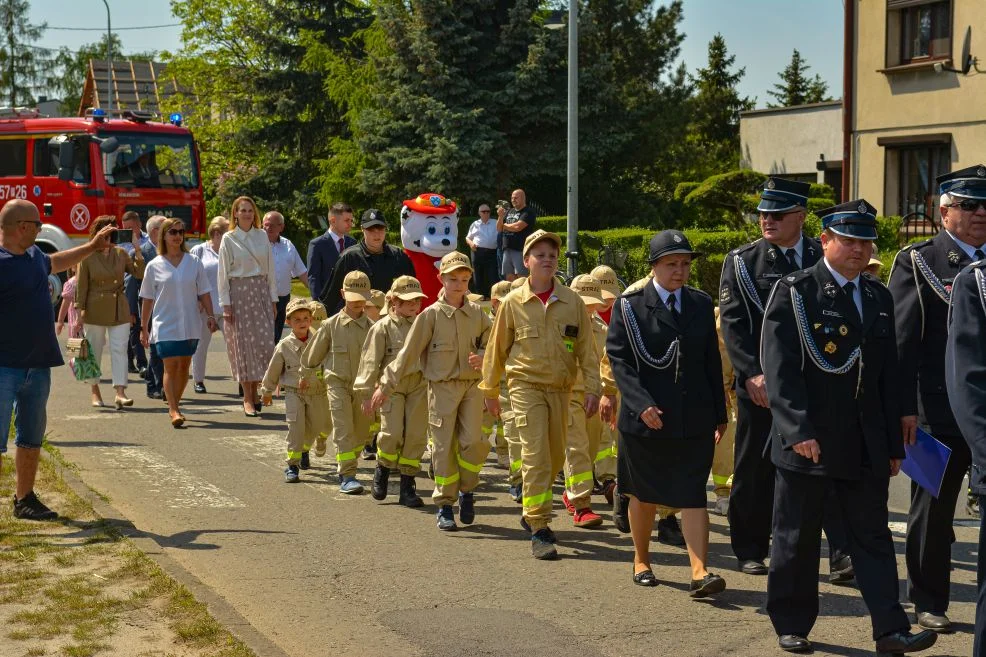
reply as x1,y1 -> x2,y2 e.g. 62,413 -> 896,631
0,107 -> 206,304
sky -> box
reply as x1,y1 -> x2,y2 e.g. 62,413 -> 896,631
32,1 -> 845,109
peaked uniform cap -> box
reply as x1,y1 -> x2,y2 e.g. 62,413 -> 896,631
439,251 -> 473,274
570,274 -> 604,305
590,265 -> 620,298
389,276 -> 427,301
360,208 -> 387,229
285,298 -> 313,319
817,199 -> 878,240
368,289 -> 387,307
522,229 -> 562,257
342,270 -> 372,301
490,280 -> 512,301
757,177 -> 811,213
937,164 -> 986,200
647,230 -> 702,263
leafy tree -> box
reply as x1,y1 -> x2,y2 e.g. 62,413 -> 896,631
686,34 -> 753,177
53,34 -> 156,115
767,48 -> 829,107
0,0 -> 58,106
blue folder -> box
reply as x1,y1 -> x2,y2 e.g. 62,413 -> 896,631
901,428 -> 952,499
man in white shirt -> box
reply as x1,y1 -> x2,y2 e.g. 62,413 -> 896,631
263,211 -> 309,342
466,204 -> 500,298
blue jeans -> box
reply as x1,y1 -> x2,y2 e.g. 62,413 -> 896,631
145,343 -> 164,395
0,367 -> 51,454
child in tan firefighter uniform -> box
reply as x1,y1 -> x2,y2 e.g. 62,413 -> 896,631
559,274 -> 608,528
260,299 -> 328,483
371,252 -> 492,532
481,230 -> 601,560
301,270 -> 374,495
355,275 -> 428,508
480,281 -> 514,469
589,265 -> 620,500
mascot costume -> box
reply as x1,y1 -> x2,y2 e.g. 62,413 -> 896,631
400,193 -> 459,307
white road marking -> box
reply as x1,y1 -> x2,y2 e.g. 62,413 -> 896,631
212,434 -> 285,460
96,446 -> 244,509
64,413 -> 125,421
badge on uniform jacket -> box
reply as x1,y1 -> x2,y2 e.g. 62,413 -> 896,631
564,325 -> 579,338
823,281 -> 838,298
824,341 -> 837,354
839,325 -> 848,336
948,251 -> 961,265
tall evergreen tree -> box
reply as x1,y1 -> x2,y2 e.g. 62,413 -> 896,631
687,33 -> 753,176
767,48 -> 829,107
0,0 -> 57,107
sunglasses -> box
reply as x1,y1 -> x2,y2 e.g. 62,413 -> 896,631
947,199 -> 986,212
167,228 -> 185,236
759,210 -> 798,220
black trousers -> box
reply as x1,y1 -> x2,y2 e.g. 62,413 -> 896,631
127,308 -> 146,369
145,343 -> 163,395
471,248 -> 499,299
274,294 -> 290,344
767,468 -> 910,641
906,430 -> 972,613
976,493 -> 986,657
729,392 -> 850,563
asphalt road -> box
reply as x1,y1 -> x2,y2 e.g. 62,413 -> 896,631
44,332 -> 979,657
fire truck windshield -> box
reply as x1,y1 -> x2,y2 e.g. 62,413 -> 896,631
100,133 -> 198,189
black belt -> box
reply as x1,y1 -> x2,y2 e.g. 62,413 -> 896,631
474,247 -> 496,253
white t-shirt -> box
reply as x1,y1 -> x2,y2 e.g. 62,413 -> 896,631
189,241 -> 222,315
270,236 -> 307,297
467,218 -> 498,250
139,253 -> 211,344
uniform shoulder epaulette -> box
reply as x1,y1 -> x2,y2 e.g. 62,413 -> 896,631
971,259 -> 986,270
729,238 -> 762,257
900,238 -> 933,253
686,285 -> 713,302
779,269 -> 812,286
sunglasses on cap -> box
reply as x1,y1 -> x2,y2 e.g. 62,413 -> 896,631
947,199 -> 986,212
167,228 -> 185,236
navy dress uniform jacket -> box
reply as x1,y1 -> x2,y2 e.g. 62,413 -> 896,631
307,232 -> 356,305
760,262 -> 904,480
889,232 -> 978,435
946,261 -> 986,494
718,235 -> 821,387
607,281 -> 727,440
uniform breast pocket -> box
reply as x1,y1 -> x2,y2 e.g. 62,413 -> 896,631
515,325 -> 539,341
428,340 -> 455,369
872,317 -> 891,339
331,344 -> 350,376
555,323 -> 577,357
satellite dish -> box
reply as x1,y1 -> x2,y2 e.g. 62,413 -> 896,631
960,26 -> 973,74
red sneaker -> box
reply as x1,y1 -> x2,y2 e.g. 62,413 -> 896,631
573,507 -> 603,528
562,491 -> 575,515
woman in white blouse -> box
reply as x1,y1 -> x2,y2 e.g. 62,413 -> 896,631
217,196 -> 278,417
189,215 -> 229,393
139,218 -> 217,427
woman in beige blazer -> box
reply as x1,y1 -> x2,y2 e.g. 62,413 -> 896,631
76,215 -> 145,408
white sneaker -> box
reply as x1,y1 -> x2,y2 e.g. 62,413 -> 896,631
713,496 -> 729,517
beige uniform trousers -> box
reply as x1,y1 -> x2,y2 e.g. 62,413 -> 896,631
429,379 -> 487,507
329,386 -> 371,477
711,405 -> 736,498
511,387 -> 569,531
284,388 -> 330,465
376,372 -> 427,476
594,421 -> 617,483
501,393 -> 522,487
563,392 -> 601,510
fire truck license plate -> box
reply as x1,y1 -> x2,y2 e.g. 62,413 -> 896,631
0,185 -> 28,200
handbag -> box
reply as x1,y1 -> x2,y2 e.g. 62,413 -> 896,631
65,337 -> 88,359
69,335 -> 101,382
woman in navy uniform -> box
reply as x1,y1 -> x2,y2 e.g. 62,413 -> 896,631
607,230 -> 727,597
761,200 -> 937,655
889,164 -> 986,631
945,254 -> 986,657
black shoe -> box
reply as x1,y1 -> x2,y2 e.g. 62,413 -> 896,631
689,573 -> 726,598
138,366 -> 147,378
371,464 -> 390,500
437,505 -> 457,531
520,516 -> 557,543
459,492 -> 475,525
194,382 -> 207,394
633,569 -> 659,587
147,390 -> 163,400
532,529 -> 559,560
284,465 -> 300,483
778,634 -> 812,653
613,483 -> 630,534
13,492 -> 58,521
361,446 -> 377,461
657,515 -> 686,547
508,483 -> 522,504
829,554 -> 855,584
916,611 -> 951,632
739,559 -> 768,575
299,452 -> 310,470
398,475 -> 423,508
875,629 -> 937,655
128,363 -> 139,374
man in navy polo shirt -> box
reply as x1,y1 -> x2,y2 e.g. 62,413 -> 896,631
0,199 -> 115,520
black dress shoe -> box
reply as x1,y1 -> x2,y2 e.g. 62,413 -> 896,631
689,573 -> 726,598
829,554 -> 855,585
778,634 -> 812,653
874,629 -> 937,654
147,390 -> 163,400
739,559 -> 768,575
657,515 -> 686,547
916,611 -> 951,632
194,382 -> 207,394
632,569 -> 658,587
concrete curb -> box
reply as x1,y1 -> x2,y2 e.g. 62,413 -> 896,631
51,454 -> 291,657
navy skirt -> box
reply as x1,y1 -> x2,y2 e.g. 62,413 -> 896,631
155,339 -> 199,359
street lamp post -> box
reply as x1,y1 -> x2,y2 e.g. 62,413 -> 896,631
565,3 -> 578,280
101,0 -> 112,111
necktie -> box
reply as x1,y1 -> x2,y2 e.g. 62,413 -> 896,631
975,249 -> 985,261
338,237 -> 345,254
785,248 -> 799,269
843,281 -> 861,323
667,294 -> 680,322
